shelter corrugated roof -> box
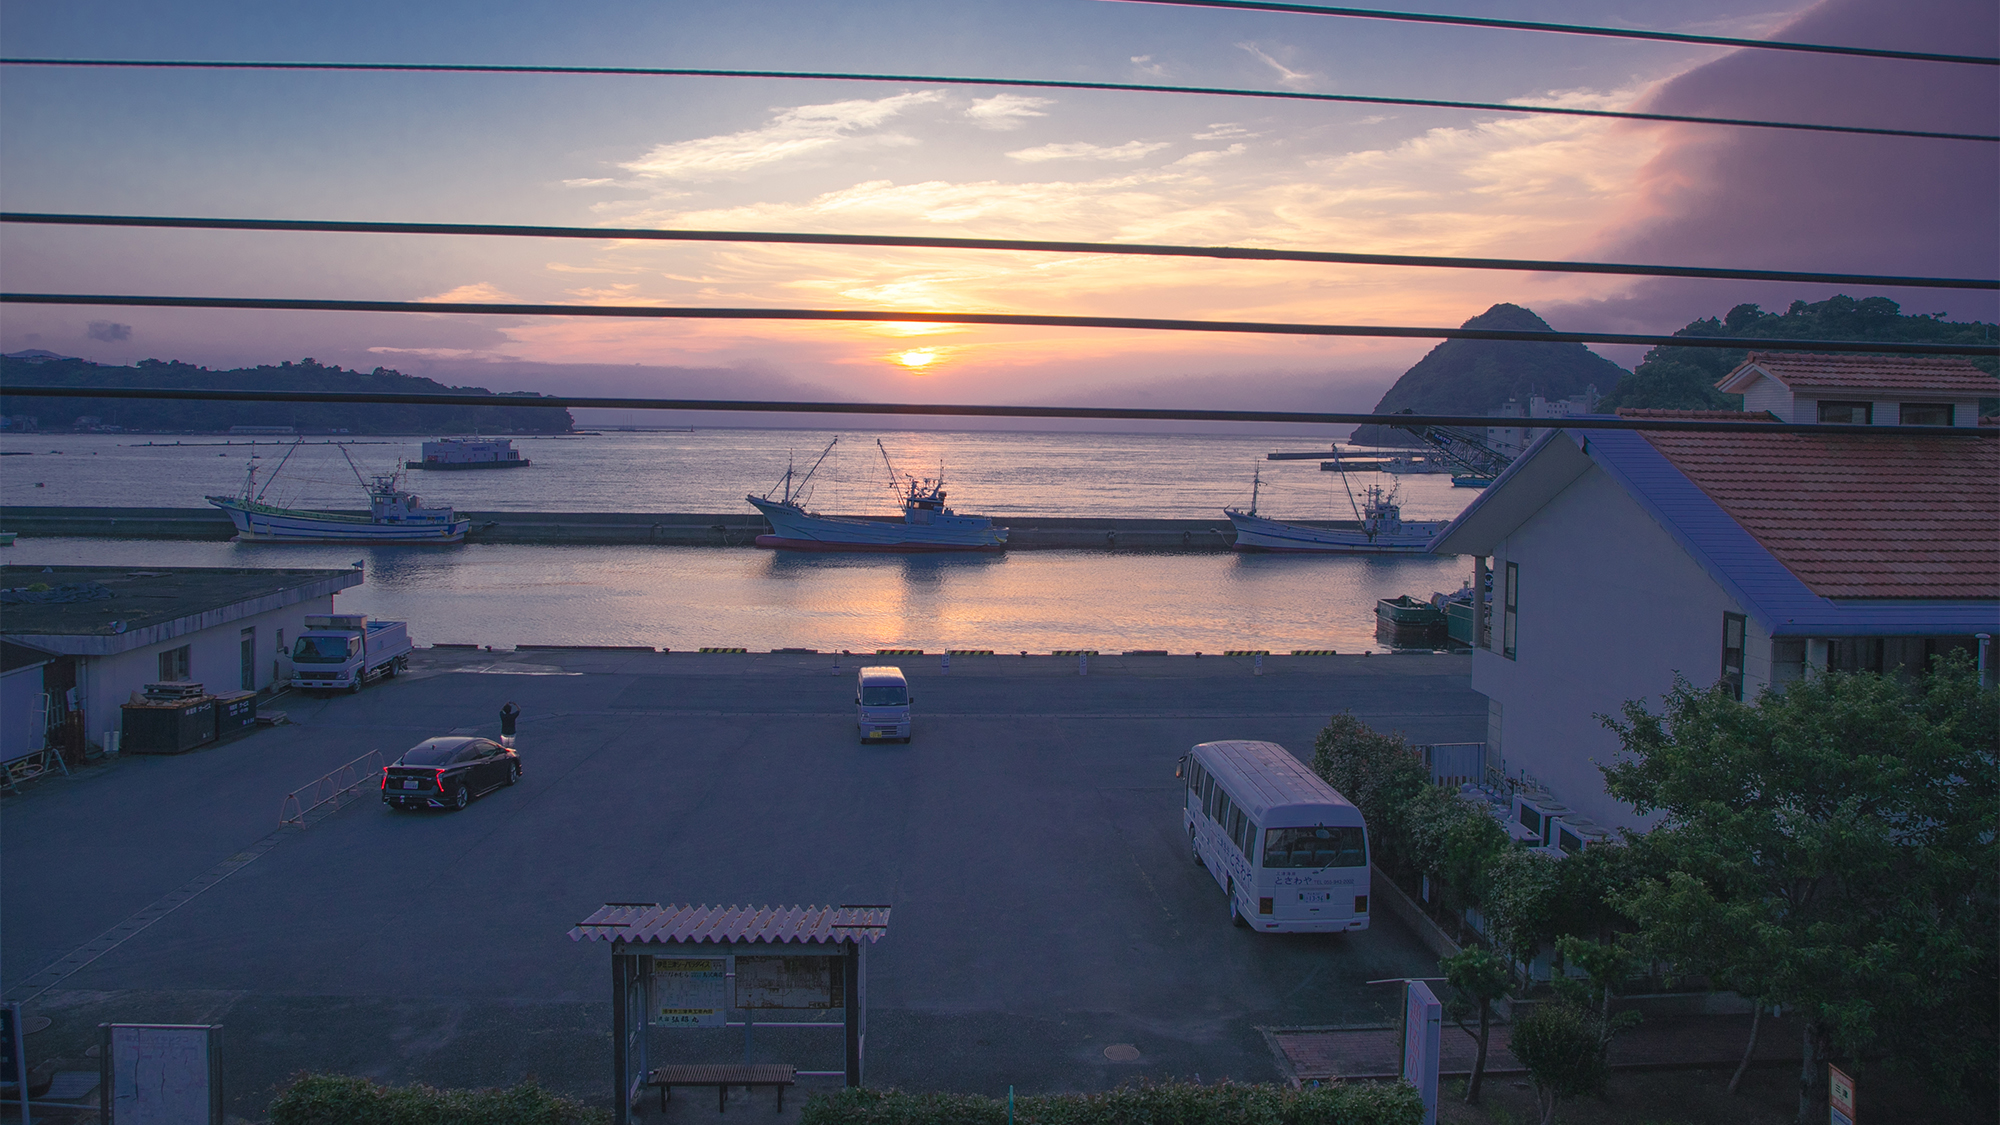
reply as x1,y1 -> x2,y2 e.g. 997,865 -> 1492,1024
1716,352 -> 2000,395
569,903 -> 890,945
1640,430 -> 2000,600
1616,408 -> 1778,421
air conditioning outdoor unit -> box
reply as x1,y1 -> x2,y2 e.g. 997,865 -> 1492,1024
1509,792 -> 1571,847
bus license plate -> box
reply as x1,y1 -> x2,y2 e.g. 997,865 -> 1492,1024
1299,891 -> 1330,903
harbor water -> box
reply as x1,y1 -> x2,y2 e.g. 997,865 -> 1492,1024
1,429 -> 1478,652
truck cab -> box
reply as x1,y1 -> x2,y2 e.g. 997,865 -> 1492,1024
856,666 -> 912,743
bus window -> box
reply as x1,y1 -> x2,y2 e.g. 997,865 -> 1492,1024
1262,826 -> 1368,868
1202,775 -> 1217,819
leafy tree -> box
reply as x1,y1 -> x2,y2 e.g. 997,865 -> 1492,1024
1440,947 -> 1510,1104
1508,1000 -> 1606,1125
1310,713 -> 1432,864
1601,654 -> 1998,1124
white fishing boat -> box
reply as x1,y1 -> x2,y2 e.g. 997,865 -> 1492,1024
1225,468 -> 1443,554
206,443 -> 471,543
746,438 -> 1007,553
405,436 -> 531,470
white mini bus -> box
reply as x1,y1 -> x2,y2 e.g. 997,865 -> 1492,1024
1178,740 -> 1371,933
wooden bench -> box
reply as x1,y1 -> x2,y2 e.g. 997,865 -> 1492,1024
647,1063 -> 796,1113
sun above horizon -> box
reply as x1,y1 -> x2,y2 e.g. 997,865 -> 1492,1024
893,349 -> 939,371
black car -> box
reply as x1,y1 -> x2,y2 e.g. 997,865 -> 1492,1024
381,736 -> 520,810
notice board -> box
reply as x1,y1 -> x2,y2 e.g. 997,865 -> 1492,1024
651,957 -> 727,1027
101,1024 -> 222,1125
736,954 -> 845,1010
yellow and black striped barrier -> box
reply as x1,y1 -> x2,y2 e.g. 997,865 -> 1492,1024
945,649 -> 994,656
1223,650 -> 1270,657
1051,650 -> 1100,657
1291,649 -> 1340,656
698,647 -> 747,653
876,648 -> 923,655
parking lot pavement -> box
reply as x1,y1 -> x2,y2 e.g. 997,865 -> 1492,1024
4,649 -> 1482,1117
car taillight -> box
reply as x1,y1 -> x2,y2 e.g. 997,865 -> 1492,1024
380,768 -> 389,791
1258,897 -> 1273,915
435,769 -> 446,791
1354,895 -> 1368,914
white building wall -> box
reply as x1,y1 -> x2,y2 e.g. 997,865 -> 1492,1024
1739,375 -> 1794,420
1474,464 -> 1751,832
78,598 -> 332,746
1,664 -> 51,760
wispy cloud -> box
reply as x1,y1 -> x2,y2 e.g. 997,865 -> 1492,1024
1193,123 -> 1257,141
1235,42 -> 1315,89
561,177 -> 617,188
421,283 -> 521,303
1173,144 -> 1247,167
620,92 -> 944,180
965,94 -> 1053,130
1006,140 -> 1171,163
1129,54 -> 1168,78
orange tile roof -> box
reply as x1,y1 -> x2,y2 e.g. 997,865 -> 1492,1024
1617,408 -> 1778,421
1641,430 -> 2000,600
1724,352 -> 2000,394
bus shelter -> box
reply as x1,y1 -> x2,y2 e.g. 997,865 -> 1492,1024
570,903 -> 890,1122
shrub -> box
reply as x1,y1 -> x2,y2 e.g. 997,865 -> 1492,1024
799,1080 -> 1424,1125
1508,1002 -> 1607,1125
266,1073 -> 607,1125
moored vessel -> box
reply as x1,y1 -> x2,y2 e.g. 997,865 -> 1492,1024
206,443 -> 471,543
406,437 -> 531,470
747,438 -> 1007,553
1225,469 -> 1444,554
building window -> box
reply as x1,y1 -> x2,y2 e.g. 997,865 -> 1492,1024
1721,613 -> 1746,701
1898,402 -> 1953,426
1817,400 -> 1872,424
157,644 -> 191,682
1502,562 -> 1519,660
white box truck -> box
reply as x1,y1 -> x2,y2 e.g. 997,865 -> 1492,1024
290,614 -> 412,693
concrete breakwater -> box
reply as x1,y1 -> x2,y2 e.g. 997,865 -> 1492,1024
0,506 -> 1369,550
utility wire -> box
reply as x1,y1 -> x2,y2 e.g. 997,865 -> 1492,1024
6,293 -> 1995,356
6,212 -> 1993,291
1104,0 -> 2000,67
0,384 -> 1990,437
0,58 -> 1989,143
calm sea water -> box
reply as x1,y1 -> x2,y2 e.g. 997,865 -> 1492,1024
1,429 -> 1477,652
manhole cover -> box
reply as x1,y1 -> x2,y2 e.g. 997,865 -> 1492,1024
1102,1043 -> 1141,1062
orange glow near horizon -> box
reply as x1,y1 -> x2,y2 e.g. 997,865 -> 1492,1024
893,349 -> 940,370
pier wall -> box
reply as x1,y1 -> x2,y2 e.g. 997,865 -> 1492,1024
0,507 -> 1358,551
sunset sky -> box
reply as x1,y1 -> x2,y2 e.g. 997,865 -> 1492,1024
1,0 -> 1993,416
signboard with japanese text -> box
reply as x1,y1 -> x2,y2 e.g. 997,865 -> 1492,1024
735,954 -> 845,1010
651,957 -> 726,1028
1829,1064 -> 1855,1125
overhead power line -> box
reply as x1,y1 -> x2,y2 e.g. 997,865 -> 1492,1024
0,58 -> 1989,143
5,212 -> 1993,291
6,293 -> 1995,356
0,384 -> 1990,438
1104,0 -> 2000,67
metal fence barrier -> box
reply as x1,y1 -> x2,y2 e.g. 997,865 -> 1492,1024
279,749 -> 384,827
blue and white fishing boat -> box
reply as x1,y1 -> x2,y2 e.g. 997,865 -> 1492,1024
1225,468 -> 1443,554
747,438 -> 1007,553
207,444 -> 470,543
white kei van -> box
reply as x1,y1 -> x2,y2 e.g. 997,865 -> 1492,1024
856,666 -> 912,743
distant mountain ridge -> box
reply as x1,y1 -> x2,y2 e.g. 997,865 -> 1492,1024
0,356 -> 574,434
1348,304 -> 1628,447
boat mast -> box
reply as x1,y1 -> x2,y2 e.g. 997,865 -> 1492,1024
1249,465 -> 1261,517
256,439 -> 303,502
876,439 -> 907,502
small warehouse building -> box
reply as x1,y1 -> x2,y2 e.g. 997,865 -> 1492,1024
0,564 -> 363,754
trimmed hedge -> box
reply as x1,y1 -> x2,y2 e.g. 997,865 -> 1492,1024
267,1074 -> 607,1125
799,1081 -> 1423,1125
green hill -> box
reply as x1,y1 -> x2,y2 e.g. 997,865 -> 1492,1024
0,357 -> 574,434
1598,294 -> 1999,412
1349,304 -> 1628,446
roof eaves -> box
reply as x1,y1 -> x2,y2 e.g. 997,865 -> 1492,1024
1430,427 -> 1592,557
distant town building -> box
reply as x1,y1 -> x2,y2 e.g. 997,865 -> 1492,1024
1432,354 -> 2000,834
0,415 -> 39,432
228,425 -> 299,435
1,565 -> 363,755
1485,386 -> 1598,461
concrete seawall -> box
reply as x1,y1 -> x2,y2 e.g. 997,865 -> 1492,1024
0,506 -> 1359,550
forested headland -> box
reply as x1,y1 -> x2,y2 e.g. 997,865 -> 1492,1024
0,356 -> 574,434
